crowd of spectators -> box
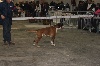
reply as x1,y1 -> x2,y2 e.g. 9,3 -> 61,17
77,0 -> 100,14
13,1 -> 70,17
13,0 -> 100,17
77,0 -> 100,33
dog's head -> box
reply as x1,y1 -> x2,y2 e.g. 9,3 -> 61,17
54,23 -> 64,29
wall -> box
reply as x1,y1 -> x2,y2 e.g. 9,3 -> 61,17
76,0 -> 100,6
14,0 -> 100,6
14,0 -> 71,5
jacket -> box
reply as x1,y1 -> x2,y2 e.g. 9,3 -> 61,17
94,9 -> 100,15
0,1 -> 14,25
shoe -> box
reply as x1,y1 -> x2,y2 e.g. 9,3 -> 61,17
3,42 -> 8,45
8,41 -> 15,45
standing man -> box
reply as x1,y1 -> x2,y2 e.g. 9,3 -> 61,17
71,0 -> 76,11
0,0 -> 20,45
86,0 -> 96,12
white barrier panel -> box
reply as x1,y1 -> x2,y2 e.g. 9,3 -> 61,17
12,17 -> 33,20
12,15 -> 94,20
77,15 -> 93,18
33,17 -> 52,19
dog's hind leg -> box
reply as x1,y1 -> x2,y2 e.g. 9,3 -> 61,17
33,40 -> 36,45
51,36 -> 55,46
33,36 -> 42,47
33,35 -> 37,46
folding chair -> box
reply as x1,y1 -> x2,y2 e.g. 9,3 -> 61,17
83,16 -> 94,32
93,14 -> 100,33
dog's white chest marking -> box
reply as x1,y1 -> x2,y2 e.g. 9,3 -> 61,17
56,28 -> 59,33
42,34 -> 44,36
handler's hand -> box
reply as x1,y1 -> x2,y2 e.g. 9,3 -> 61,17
1,15 -> 5,19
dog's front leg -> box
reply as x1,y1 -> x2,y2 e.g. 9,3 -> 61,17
51,36 -> 55,46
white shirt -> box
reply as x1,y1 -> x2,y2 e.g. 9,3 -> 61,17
87,4 -> 95,11
87,4 -> 92,10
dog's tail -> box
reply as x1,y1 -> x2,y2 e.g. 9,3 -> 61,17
26,29 -> 37,32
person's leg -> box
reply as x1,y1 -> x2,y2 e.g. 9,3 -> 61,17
7,19 -> 15,45
6,22 -> 11,43
2,19 -> 9,43
2,18 -> 15,45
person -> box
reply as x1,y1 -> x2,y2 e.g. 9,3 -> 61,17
36,1 -> 41,17
95,3 -> 100,11
0,0 -> 21,45
65,3 -> 70,11
86,0 -> 96,14
92,4 -> 100,33
71,0 -> 76,11
60,14 -> 65,28
94,4 -> 100,15
78,1 -> 85,14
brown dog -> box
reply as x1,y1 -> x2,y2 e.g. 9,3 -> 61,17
27,23 -> 63,47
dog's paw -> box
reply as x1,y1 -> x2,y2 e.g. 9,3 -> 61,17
37,45 -> 40,47
33,44 -> 36,46
33,44 -> 40,47
51,44 -> 55,46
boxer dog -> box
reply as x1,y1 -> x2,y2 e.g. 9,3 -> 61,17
27,23 -> 63,47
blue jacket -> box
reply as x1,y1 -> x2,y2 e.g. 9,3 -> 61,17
0,1 -> 14,25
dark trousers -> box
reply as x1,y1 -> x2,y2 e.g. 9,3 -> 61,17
2,18 -> 11,43
92,18 -> 100,32
78,18 -> 85,29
